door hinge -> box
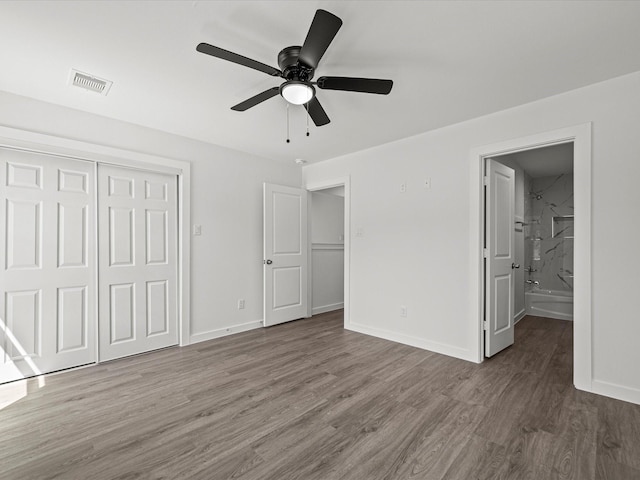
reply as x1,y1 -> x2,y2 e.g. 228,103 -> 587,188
483,320 -> 488,331
483,248 -> 488,258
483,176 -> 489,186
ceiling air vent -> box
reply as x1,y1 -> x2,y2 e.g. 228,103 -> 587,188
69,69 -> 113,96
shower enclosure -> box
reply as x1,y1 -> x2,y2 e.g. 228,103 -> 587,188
524,173 -> 574,320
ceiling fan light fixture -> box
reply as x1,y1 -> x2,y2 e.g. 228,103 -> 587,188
280,81 -> 315,105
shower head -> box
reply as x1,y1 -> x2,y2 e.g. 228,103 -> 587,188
529,192 -> 543,200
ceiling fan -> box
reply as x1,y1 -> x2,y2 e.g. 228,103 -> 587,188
196,9 -> 393,126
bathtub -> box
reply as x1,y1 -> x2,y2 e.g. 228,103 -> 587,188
525,288 -> 573,321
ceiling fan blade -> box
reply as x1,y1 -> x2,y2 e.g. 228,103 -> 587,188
197,43 -> 282,77
317,76 -> 393,94
231,87 -> 280,111
306,97 -> 330,126
298,10 -> 343,69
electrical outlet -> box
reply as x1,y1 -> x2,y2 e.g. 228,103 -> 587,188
193,224 -> 202,236
400,305 -> 407,317
400,182 -> 407,193
237,299 -> 245,309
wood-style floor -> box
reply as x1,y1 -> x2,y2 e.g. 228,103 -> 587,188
1,312 -> 639,480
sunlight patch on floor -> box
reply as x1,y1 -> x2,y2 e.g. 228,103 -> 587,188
1,317 -> 46,408
0,380 -> 27,410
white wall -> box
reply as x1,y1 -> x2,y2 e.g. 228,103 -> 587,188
310,191 -> 344,314
320,185 -> 345,197
311,191 -> 344,244
0,90 -> 301,342
303,71 -> 640,403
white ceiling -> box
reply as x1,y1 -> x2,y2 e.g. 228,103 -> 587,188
1,1 -> 640,165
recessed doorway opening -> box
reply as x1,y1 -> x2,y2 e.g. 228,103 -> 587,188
484,143 -> 574,359
470,123 -> 592,392
306,177 -> 351,328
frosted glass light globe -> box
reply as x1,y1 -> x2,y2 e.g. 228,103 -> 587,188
281,81 -> 314,105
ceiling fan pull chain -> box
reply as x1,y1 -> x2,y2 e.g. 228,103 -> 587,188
306,104 -> 310,137
286,103 -> 290,143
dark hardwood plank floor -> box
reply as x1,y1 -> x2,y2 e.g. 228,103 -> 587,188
1,312 -> 639,479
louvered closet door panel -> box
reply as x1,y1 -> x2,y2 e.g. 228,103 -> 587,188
98,165 -> 178,361
0,148 -> 96,383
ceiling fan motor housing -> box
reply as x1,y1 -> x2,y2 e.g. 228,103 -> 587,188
278,46 -> 314,81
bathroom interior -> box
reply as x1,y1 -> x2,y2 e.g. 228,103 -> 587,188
494,142 -> 574,323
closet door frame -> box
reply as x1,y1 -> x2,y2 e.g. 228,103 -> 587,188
0,125 -> 191,349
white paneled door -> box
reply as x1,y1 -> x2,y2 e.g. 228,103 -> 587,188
263,183 -> 308,327
0,148 -> 96,383
485,159 -> 516,357
98,165 -> 178,361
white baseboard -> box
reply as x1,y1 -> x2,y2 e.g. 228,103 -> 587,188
514,308 -> 526,324
189,320 -> 263,344
590,379 -> 640,406
312,302 -> 344,315
347,322 -> 477,363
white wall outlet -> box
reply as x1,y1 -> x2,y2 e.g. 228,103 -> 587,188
425,178 -> 432,189
237,299 -> 245,309
400,305 -> 407,317
400,182 -> 407,193
355,227 -> 364,237
193,224 -> 202,236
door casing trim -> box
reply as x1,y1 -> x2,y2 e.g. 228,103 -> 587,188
469,123 -> 592,392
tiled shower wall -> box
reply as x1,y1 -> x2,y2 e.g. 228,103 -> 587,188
524,174 -> 574,292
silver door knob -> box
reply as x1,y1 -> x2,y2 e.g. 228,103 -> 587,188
512,263 -> 520,269
265,259 -> 273,265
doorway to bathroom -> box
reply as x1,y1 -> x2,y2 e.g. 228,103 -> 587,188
498,142 -> 574,317
472,123 -> 592,391
484,142 -> 574,357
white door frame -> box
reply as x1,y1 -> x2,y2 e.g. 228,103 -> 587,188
469,123 -> 592,392
0,125 -> 191,348
305,177 -> 351,329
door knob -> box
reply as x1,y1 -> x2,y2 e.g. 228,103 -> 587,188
265,259 -> 273,265
512,263 -> 520,269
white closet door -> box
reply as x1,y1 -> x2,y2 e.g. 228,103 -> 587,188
98,165 -> 178,361
1,148 -> 96,383
263,183 -> 308,327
